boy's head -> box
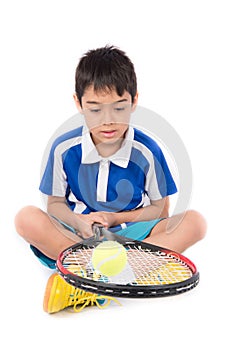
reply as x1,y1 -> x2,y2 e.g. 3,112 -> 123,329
74,45 -> 137,106
74,46 -> 138,154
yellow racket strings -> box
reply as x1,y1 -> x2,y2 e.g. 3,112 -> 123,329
63,246 -> 193,286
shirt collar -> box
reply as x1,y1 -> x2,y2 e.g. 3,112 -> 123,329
81,125 -> 134,168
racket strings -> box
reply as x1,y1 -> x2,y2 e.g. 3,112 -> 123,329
125,248 -> 192,285
62,245 -> 193,286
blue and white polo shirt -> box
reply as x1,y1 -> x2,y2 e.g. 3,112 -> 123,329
40,125 -> 177,218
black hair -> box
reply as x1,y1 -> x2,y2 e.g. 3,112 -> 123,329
75,45 -> 137,105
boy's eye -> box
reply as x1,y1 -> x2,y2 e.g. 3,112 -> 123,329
90,108 -> 101,113
114,107 -> 125,112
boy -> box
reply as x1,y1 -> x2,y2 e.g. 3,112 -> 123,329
15,45 -> 206,313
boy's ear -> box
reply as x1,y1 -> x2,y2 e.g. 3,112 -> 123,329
73,93 -> 83,113
131,92 -> 139,112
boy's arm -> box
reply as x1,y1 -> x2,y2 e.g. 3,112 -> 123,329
47,195 -> 169,234
110,196 -> 170,226
88,196 -> 170,228
47,196 -> 108,237
47,196 -> 81,229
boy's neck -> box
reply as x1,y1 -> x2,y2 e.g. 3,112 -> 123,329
94,138 -> 124,158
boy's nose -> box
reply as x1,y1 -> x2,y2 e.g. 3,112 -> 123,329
102,107 -> 114,124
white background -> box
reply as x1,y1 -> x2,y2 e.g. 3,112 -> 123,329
0,1 -> 233,349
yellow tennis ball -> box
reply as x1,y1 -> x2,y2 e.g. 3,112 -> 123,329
92,241 -> 127,277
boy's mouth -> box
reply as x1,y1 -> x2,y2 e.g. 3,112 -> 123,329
100,130 -> 117,138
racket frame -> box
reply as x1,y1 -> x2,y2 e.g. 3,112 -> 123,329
56,235 -> 200,298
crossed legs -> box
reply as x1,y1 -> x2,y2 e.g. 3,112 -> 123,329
15,206 -> 207,261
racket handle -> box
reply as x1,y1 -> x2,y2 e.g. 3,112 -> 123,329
93,224 -> 135,244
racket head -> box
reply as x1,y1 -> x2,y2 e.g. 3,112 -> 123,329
56,237 -> 199,298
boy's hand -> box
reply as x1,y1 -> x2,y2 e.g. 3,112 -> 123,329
75,212 -> 114,238
84,211 -> 117,229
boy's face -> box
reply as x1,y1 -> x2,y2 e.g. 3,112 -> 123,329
74,85 -> 138,147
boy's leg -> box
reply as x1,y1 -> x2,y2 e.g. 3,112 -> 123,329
15,206 -> 81,260
144,210 -> 207,253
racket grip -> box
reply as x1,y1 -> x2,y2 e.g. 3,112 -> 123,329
93,224 -> 135,244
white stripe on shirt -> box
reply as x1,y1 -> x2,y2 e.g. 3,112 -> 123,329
132,140 -> 162,200
52,136 -> 82,196
96,159 -> 110,202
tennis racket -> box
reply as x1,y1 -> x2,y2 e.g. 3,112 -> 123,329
56,225 -> 199,298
